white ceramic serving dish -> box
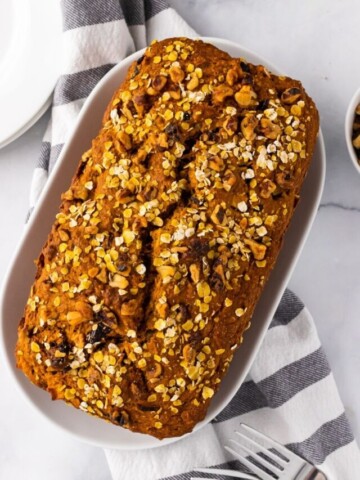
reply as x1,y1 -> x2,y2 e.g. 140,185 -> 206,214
0,37 -> 326,450
0,0 -> 62,149
345,86 -> 360,174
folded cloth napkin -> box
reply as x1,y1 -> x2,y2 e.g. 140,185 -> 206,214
29,1 -> 360,479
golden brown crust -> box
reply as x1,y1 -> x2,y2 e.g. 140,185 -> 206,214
16,38 -> 319,439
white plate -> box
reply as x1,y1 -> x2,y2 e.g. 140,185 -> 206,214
0,38 -> 326,450
0,0 -> 62,148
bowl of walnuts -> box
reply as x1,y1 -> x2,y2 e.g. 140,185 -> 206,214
345,87 -> 360,174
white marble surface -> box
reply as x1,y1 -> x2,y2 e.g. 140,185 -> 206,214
0,0 -> 359,478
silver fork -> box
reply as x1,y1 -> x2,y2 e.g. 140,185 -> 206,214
192,423 -> 327,480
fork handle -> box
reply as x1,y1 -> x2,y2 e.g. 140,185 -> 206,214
298,465 -> 327,480
305,472 -> 327,480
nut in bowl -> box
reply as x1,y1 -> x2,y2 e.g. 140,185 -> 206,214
345,86 -> 360,174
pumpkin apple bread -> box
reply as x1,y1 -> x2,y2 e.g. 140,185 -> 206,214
16,38 -> 319,439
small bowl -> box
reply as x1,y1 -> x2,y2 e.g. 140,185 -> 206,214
345,86 -> 360,174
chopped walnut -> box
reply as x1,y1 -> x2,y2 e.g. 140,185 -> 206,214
235,85 -> 257,107
281,87 -> 302,104
352,103 -> 360,163
170,65 -> 185,83
244,238 -> 267,260
117,131 -> 132,150
259,118 -> 281,140
183,344 -> 196,364
241,115 -> 259,141
226,68 -> 238,86
260,179 -> 277,198
276,172 -> 296,189
212,84 -> 234,103
152,75 -> 167,91
223,169 -> 237,191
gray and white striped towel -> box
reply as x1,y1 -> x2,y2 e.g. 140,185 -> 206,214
29,1 -> 360,479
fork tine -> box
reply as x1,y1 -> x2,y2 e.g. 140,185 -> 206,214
194,467 -> 258,479
229,438 -> 280,475
191,477 -> 252,480
235,430 -> 287,468
225,444 -> 276,480
238,424 -> 299,462
192,477 -> 251,480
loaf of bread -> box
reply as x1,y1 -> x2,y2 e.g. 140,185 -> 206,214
16,38 -> 319,439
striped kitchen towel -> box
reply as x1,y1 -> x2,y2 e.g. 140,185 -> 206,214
28,1 -> 360,479
28,0 -> 195,213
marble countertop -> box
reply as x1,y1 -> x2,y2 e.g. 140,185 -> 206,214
0,0 -> 359,478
